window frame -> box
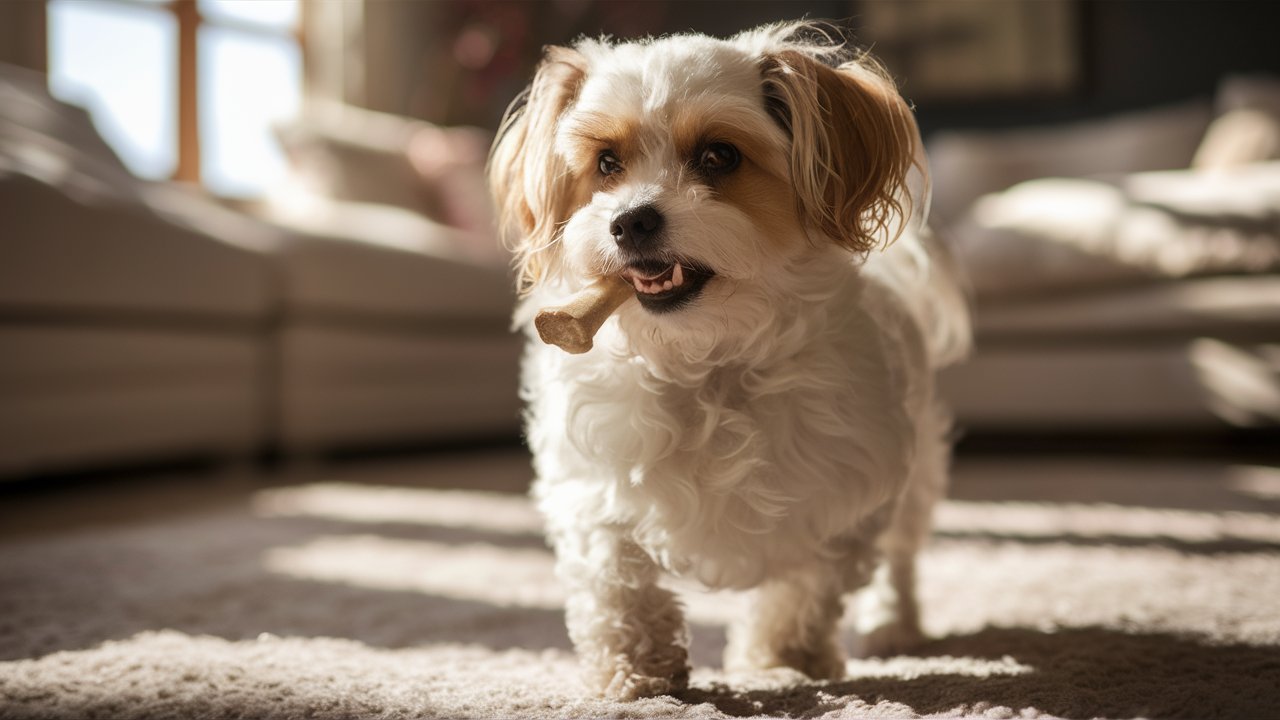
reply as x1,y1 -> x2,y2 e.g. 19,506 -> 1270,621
46,0 -> 305,188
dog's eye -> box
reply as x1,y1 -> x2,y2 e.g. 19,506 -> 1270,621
699,142 -> 740,174
598,151 -> 623,176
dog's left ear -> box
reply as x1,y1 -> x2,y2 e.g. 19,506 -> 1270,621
489,46 -> 588,294
761,50 -> 922,253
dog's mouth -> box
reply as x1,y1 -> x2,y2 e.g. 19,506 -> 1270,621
619,259 -> 714,314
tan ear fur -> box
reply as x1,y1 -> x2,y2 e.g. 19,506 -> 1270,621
761,49 -> 920,254
488,46 -> 587,294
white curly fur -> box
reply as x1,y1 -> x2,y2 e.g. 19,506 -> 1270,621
489,22 -> 971,700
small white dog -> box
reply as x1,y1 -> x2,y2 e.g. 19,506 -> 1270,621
488,22 -> 970,700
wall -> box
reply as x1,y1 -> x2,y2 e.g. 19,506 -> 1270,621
333,0 -> 1280,136
0,1 -> 47,72
912,0 -> 1280,136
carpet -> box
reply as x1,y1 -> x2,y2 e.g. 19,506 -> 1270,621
2,453 -> 1279,719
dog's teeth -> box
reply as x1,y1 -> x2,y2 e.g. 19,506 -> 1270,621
628,264 -> 690,296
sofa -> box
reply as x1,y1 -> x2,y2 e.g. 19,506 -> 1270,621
263,100 -> 520,454
0,64 -> 521,479
932,77 -> 1280,432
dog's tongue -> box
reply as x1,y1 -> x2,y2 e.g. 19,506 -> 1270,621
626,263 -> 683,295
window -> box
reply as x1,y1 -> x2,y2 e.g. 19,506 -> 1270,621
47,0 -> 301,198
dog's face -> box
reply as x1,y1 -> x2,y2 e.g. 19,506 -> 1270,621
555,37 -> 793,316
491,24 -> 921,334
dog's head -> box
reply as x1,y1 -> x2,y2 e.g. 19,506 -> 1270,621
490,23 -> 923,333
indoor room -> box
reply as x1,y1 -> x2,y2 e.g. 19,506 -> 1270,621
1,1 -> 1278,718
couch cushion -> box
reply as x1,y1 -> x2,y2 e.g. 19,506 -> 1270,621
973,275 -> 1280,344
0,174 -> 275,320
276,325 -> 522,450
0,325 -> 265,476
267,200 -> 515,326
1,63 -> 276,320
941,340 -> 1280,430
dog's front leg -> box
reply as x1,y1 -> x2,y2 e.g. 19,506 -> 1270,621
724,565 -> 847,681
556,525 -> 690,699
853,551 -> 924,657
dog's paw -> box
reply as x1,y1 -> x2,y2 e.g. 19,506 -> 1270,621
854,620 -> 925,658
596,663 -> 689,701
726,643 -> 845,682
585,649 -> 690,701
778,645 -> 846,681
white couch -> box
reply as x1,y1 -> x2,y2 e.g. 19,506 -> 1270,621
932,78 -> 1280,431
0,64 -> 521,478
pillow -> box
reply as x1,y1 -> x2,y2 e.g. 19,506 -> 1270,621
0,62 -> 140,203
954,178 -> 1147,298
1126,161 -> 1280,222
1193,76 -> 1280,170
274,102 -> 434,216
928,100 -> 1213,226
274,102 -> 495,233
272,101 -> 500,262
406,123 -> 494,238
955,164 -> 1280,300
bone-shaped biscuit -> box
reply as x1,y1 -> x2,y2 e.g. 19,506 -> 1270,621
535,276 -> 632,354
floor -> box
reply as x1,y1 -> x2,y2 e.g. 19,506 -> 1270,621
1,450 -> 1278,719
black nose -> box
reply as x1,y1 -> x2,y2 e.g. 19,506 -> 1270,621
610,204 -> 665,252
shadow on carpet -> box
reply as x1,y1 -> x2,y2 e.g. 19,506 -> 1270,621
684,628 -> 1280,719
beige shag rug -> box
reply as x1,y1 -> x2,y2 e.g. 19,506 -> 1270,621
2,453 -> 1279,719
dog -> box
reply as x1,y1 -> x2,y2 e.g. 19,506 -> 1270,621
487,21 -> 970,700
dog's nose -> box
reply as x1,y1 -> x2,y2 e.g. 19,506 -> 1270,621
610,204 -> 665,252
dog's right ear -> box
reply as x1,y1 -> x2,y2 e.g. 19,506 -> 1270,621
488,46 -> 588,295
760,49 -> 921,255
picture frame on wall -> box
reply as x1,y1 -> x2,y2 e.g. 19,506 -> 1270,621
858,0 -> 1081,101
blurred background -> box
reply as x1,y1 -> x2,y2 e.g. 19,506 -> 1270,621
2,0 -> 1279,483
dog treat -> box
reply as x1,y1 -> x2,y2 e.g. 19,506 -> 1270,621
536,276 -> 632,354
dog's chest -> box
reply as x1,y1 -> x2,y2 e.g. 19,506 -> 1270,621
529,289 -> 918,585
559,355 -> 899,585
608,365 -> 788,475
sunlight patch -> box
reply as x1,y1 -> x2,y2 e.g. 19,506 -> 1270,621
252,483 -> 544,534
262,533 -> 749,625
935,500 -> 1280,545
847,654 -> 1034,680
263,535 -> 563,609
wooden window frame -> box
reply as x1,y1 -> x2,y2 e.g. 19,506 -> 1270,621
47,0 -> 304,187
